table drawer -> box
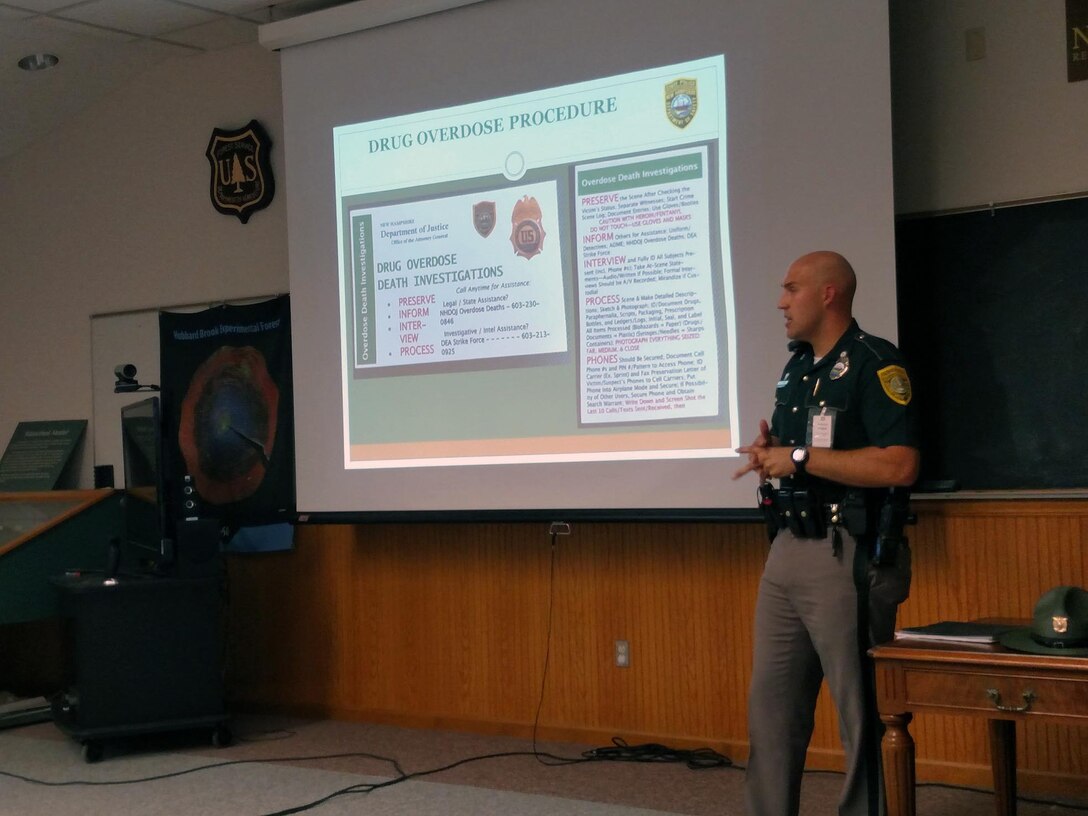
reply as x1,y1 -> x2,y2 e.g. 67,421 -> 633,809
903,668 -> 1088,719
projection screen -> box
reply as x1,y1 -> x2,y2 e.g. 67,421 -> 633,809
270,0 -> 897,519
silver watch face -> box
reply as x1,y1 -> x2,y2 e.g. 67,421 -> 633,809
792,447 -> 806,463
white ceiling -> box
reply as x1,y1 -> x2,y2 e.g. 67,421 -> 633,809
0,0 -> 351,160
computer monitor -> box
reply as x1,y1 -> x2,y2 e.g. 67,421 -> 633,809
120,396 -> 170,571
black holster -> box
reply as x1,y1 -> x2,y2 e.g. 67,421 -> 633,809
872,488 -> 911,566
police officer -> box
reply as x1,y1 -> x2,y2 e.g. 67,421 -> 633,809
734,251 -> 919,816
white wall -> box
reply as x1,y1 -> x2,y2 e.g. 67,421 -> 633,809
0,43 -> 288,488
891,0 -> 1088,214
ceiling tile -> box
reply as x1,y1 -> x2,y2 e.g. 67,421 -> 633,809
180,0 -> 281,14
0,16 -> 132,75
28,15 -> 139,42
0,0 -> 352,160
160,16 -> 258,50
0,0 -> 80,12
0,6 -> 35,22
241,0 -> 354,23
56,0 -> 219,37
123,36 -> 200,62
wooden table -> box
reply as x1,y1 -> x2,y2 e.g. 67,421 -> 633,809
870,636 -> 1088,816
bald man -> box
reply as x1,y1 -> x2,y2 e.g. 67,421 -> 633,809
735,251 -> 920,816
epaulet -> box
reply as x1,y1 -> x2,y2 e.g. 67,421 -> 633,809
854,331 -> 898,362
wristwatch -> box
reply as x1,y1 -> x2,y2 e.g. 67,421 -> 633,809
791,446 -> 809,474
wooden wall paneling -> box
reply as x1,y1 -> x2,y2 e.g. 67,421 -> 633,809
344,522 -> 554,728
225,500 -> 1088,797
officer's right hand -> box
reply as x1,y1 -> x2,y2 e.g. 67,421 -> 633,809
733,419 -> 771,480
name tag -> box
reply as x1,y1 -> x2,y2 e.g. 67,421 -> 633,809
808,408 -> 835,448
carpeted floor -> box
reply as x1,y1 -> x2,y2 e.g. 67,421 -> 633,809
0,715 -> 1085,816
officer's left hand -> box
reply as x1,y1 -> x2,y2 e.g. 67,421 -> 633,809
737,444 -> 797,480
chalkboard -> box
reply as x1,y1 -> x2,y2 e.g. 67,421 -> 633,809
895,196 -> 1088,491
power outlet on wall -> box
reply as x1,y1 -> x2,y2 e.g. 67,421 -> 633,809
615,639 -> 630,668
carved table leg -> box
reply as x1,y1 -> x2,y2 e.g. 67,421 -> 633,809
880,712 -> 915,816
988,718 -> 1017,816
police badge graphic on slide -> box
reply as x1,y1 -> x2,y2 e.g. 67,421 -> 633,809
473,200 -> 496,238
509,195 -> 545,259
665,78 -> 698,128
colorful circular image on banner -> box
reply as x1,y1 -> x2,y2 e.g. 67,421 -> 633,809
178,345 -> 279,505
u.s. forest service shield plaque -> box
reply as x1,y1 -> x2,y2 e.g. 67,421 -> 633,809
206,119 -> 275,224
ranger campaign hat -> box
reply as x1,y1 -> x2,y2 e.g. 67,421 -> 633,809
999,586 -> 1088,657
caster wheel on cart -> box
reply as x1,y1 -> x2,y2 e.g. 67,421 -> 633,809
212,723 -> 233,748
82,741 -> 103,763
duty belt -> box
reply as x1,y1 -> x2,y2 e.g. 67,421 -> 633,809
759,484 -> 866,541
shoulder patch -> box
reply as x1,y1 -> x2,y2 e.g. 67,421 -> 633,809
877,365 -> 912,406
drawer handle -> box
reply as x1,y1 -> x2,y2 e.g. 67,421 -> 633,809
986,688 -> 1035,713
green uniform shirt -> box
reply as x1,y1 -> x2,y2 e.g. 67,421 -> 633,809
770,319 -> 919,501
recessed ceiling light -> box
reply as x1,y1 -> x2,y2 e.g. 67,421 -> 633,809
17,53 -> 59,72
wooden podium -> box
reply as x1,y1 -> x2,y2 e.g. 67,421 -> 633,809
0,490 -> 117,624
0,490 -> 117,697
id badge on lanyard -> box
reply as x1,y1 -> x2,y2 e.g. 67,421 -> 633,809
808,406 -> 835,448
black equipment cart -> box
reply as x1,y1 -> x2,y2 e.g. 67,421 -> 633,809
49,571 -> 230,762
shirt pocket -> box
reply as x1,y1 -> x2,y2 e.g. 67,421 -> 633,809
805,387 -> 850,414
803,388 -> 849,447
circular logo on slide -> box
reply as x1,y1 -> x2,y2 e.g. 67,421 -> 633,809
510,195 -> 545,259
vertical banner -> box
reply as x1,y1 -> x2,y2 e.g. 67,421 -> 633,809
1069,0 -> 1088,81
159,297 -> 295,527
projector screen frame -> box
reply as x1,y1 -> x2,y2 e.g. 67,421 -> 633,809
275,0 -> 899,520
294,506 -> 763,524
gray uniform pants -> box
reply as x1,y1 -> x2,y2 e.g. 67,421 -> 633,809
744,528 -> 911,816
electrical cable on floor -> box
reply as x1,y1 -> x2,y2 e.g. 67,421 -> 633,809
260,737 -> 740,816
529,524 -> 574,766
0,749 -> 406,788
582,737 -> 732,770
259,748 -> 596,816
4,740 -> 1085,816
235,728 -> 297,742
4,742 -> 1087,816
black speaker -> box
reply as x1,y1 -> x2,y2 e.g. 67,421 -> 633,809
94,465 -> 114,489
174,519 -> 223,577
